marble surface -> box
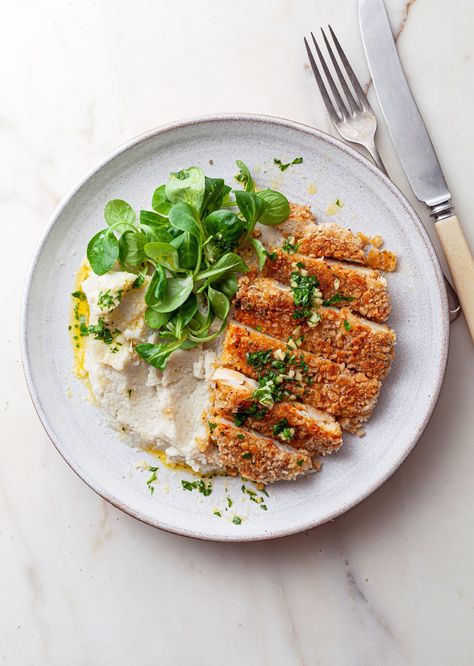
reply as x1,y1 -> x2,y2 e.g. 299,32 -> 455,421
2,0 -> 474,663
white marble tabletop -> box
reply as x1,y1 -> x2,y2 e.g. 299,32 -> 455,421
2,0 -> 474,663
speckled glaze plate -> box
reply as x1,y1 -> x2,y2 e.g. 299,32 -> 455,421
21,114 -> 449,541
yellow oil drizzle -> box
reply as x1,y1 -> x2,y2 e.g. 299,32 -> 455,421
307,182 -> 317,195
144,446 -> 218,478
70,261 -> 91,390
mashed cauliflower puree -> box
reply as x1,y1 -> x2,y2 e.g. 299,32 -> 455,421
81,269 -> 220,472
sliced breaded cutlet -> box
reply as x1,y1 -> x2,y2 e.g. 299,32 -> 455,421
234,277 -> 396,380
211,367 -> 342,455
221,323 -> 381,431
296,222 -> 368,264
262,250 -> 391,322
211,419 -> 318,484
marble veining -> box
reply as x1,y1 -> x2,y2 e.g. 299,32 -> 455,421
1,0 -> 474,664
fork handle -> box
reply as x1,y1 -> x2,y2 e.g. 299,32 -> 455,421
435,214 -> 474,341
362,140 -> 389,177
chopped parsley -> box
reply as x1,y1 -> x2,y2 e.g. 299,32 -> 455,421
241,484 -> 270,511
237,434 -> 245,440
71,290 -> 86,301
79,318 -> 119,345
241,452 -> 252,459
97,289 -> 122,311
213,510 -> 222,517
146,466 -> 158,493
296,459 -> 305,467
226,496 -> 233,508
208,421 -> 217,433
282,237 -> 301,254
272,418 -> 295,442
290,271 -> 321,321
322,293 -> 355,306
234,403 -> 268,427
252,382 -> 276,408
343,319 -> 351,331
232,516 -> 242,525
181,479 -> 213,496
247,349 -> 274,370
274,157 -> 303,171
246,345 -> 312,407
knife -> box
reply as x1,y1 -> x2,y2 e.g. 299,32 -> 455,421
359,0 -> 474,340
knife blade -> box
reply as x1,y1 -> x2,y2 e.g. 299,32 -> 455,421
359,0 -> 474,340
359,0 -> 451,210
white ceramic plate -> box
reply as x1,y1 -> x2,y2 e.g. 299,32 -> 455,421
21,114 -> 449,541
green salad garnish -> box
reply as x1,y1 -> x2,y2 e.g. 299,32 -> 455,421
85,161 -> 290,369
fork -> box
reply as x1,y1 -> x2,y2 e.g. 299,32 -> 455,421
304,26 -> 461,319
304,27 -> 387,175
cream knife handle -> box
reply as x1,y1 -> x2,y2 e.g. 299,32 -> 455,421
435,215 -> 474,341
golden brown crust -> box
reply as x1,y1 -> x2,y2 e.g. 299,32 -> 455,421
366,249 -> 398,272
297,223 -> 367,263
289,203 -> 316,224
234,277 -> 395,379
212,421 -> 316,484
212,379 -> 342,455
262,250 -> 391,322
221,323 -> 381,428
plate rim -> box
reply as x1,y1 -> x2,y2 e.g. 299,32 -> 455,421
20,112 -> 449,542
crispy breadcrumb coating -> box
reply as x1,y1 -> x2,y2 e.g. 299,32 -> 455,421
212,420 -> 317,484
221,323 -> 381,431
262,250 -> 391,322
211,368 -> 342,455
234,277 -> 395,379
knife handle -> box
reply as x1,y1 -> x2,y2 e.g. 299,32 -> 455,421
435,215 -> 474,341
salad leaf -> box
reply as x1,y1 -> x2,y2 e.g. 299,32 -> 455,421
145,265 -> 167,306
139,209 -> 168,226
118,231 -> 146,271
151,185 -> 172,216
208,286 -> 230,321
257,189 -> 290,226
235,160 -> 254,192
165,167 -> 205,214
196,252 -> 249,289
151,275 -> 194,313
135,338 -> 187,370
170,294 -> 198,338
234,190 -> 266,227
201,177 -> 232,218
249,237 -> 267,271
171,231 -> 200,271
203,210 -> 245,242
104,199 -> 136,232
87,230 -> 119,275
168,201 -> 202,240
144,242 -> 180,271
145,308 -> 171,330
215,274 -> 239,299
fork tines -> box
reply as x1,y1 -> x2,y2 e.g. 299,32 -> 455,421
304,27 -> 370,122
